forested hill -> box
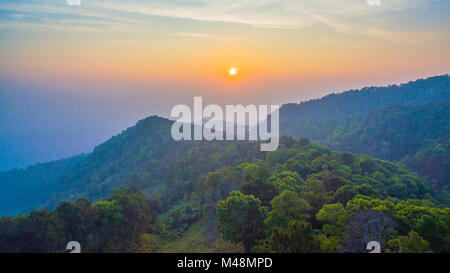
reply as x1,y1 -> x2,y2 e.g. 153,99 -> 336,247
0,75 -> 449,252
1,137 -> 448,253
281,100 -> 449,161
279,76 -> 450,195
0,116 -> 240,216
0,75 -> 448,218
0,154 -> 86,216
0,116 -> 185,216
279,75 -> 449,122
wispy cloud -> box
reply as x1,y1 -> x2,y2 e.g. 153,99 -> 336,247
171,32 -> 248,41
362,28 -> 447,45
90,0 -> 439,29
9,13 -> 27,19
0,0 -> 447,42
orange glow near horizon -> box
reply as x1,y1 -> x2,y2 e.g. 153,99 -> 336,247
2,31 -> 449,95
0,0 -> 448,102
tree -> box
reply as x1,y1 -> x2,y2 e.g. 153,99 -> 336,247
216,191 -> 267,252
342,210 -> 395,253
255,221 -> 320,253
108,186 -> 153,242
334,185 -> 357,204
316,203 -> 348,252
323,172 -> 349,192
265,190 -> 310,230
300,177 -> 332,217
92,199 -> 125,252
387,231 -> 432,253
28,210 -> 64,253
240,178 -> 278,207
271,171 -> 303,193
316,203 -> 348,226
415,214 -> 448,252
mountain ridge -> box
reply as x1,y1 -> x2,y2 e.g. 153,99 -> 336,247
0,74 -> 449,216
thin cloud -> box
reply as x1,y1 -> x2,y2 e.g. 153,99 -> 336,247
0,0 -> 446,44
362,28 -> 447,45
171,32 -> 248,41
9,13 -> 27,19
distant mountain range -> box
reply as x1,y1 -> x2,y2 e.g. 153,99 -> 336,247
0,75 -> 448,217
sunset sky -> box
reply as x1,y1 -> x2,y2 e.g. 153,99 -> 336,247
0,0 -> 449,170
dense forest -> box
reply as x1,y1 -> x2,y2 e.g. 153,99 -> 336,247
0,75 -> 448,253
279,75 -> 450,201
279,75 -> 449,121
0,137 -> 447,253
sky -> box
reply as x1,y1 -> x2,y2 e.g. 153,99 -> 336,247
0,0 -> 449,170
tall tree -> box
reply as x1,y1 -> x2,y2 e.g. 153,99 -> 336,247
216,191 -> 267,252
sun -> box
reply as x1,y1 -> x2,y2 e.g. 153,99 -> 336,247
229,67 -> 237,76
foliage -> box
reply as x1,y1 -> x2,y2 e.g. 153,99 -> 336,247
0,186 -> 153,253
0,74 -> 449,253
216,191 -> 267,252
387,231 -> 433,253
255,221 -> 320,253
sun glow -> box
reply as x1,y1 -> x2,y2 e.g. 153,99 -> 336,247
229,67 -> 237,76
